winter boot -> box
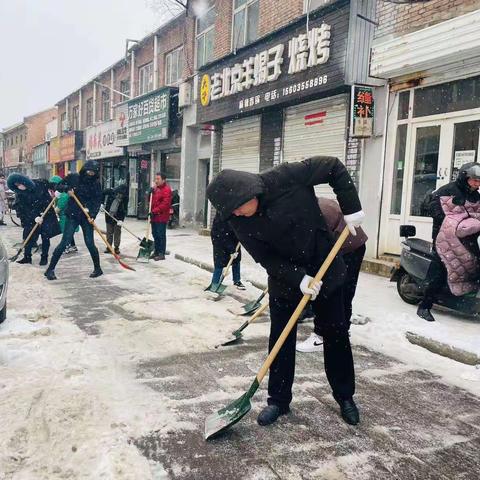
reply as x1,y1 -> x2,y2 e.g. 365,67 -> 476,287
234,281 -> 246,290
39,255 -> 48,266
44,270 -> 57,281
417,306 -> 435,322
104,249 -> 111,254
257,405 -> 289,426
153,254 -> 165,261
114,247 -> 120,255
17,256 -> 32,264
296,333 -> 323,353
334,394 -> 359,426
90,267 -> 104,278
0,220 -> 6,226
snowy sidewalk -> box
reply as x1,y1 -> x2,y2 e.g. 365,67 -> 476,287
122,219 -> 480,387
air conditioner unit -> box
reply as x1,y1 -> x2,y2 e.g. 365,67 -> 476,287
178,82 -> 192,108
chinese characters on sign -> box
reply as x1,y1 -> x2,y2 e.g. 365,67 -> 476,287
114,104 -> 129,147
203,23 -> 331,106
127,88 -> 172,145
350,85 -> 374,138
86,121 -> 124,160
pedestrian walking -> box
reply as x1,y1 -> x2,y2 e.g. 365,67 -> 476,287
50,176 -> 78,254
296,197 -> 367,353
207,157 -> 365,427
0,173 -> 7,226
150,173 -> 172,261
7,174 -> 61,265
44,160 -> 103,280
210,213 -> 245,290
103,184 -> 129,255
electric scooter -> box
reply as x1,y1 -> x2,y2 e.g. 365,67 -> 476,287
390,225 -> 480,316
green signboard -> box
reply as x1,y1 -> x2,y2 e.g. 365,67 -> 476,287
127,87 -> 172,145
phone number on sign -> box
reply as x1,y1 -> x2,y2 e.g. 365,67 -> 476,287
282,75 -> 328,97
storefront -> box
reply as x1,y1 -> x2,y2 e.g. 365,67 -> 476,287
118,86 -> 179,218
371,9 -> 480,255
53,131 -> 83,178
196,0 -> 375,221
32,143 -> 50,179
85,120 -> 127,190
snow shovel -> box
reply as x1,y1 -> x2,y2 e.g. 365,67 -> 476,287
9,197 -> 56,262
101,207 -> 143,243
137,194 -> 154,263
216,301 -> 269,348
71,192 -> 135,272
205,242 -> 241,294
204,226 -> 350,440
239,287 -> 268,316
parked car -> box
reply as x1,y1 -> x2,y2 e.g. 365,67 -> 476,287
0,235 -> 9,322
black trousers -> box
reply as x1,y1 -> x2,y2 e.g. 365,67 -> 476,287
23,223 -> 50,259
268,287 -> 355,410
314,245 -> 365,335
419,250 -> 447,310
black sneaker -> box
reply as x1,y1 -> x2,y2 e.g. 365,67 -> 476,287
334,395 -> 360,425
90,268 -> 103,278
114,248 -> 120,255
417,306 -> 435,322
234,281 -> 246,290
257,405 -> 289,426
104,249 -> 111,254
39,256 -> 48,266
153,254 -> 165,261
44,270 -> 57,281
17,257 -> 32,264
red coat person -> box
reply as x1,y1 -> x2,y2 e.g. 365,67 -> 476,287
150,183 -> 172,223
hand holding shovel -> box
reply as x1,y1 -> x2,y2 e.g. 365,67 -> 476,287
205,242 -> 241,294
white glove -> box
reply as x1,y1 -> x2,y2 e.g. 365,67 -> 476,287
54,191 -> 61,198
84,208 -> 89,213
343,210 -> 365,236
300,275 -> 322,301
35,216 -> 43,225
232,251 -> 239,259
116,220 -> 123,226
55,207 -> 60,215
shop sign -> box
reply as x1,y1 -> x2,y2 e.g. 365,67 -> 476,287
49,137 -> 61,164
197,3 -> 348,123
114,104 -> 129,147
45,119 -> 58,142
350,85 -> 374,138
86,120 -> 124,160
33,143 -> 48,165
60,133 -> 75,161
127,87 -> 173,145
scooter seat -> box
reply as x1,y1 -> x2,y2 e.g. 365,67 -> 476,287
405,238 -> 433,256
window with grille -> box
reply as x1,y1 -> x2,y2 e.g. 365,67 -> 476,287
165,47 -> 184,86
196,1 -> 215,69
86,98 -> 93,126
232,0 -> 259,51
138,62 -> 154,95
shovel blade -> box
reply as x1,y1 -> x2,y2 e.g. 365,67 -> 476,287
241,301 -> 261,316
216,330 -> 243,348
9,251 -> 20,262
204,282 -> 227,295
204,391 -> 252,440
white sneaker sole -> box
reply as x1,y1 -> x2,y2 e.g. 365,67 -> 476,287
296,344 -> 323,353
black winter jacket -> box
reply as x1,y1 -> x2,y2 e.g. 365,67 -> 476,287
104,184 -> 129,224
423,163 -> 480,242
211,214 -> 241,267
57,161 -> 103,220
207,157 -> 362,299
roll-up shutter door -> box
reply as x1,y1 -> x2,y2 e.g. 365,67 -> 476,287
283,95 -> 348,196
221,115 -> 261,172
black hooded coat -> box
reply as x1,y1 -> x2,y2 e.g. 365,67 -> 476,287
211,213 -> 241,267
56,161 -> 103,221
207,157 -> 362,300
7,174 -> 61,238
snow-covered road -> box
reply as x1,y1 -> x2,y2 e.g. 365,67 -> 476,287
0,221 -> 479,479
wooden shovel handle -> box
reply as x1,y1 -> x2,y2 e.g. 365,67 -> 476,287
21,197 -> 56,249
248,301 -> 269,324
145,193 -> 153,240
256,227 -> 350,383
220,242 -> 241,281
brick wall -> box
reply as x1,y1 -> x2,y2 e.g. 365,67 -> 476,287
375,0 -> 480,40
24,108 -> 57,161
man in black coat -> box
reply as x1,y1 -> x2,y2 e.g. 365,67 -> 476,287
44,160 -> 103,280
207,157 -> 365,427
103,183 -> 129,255
7,174 -> 61,265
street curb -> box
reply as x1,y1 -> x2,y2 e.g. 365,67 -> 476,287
406,331 -> 480,366
173,253 -> 268,292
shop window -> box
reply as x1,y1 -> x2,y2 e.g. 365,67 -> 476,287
410,126 -> 441,217
120,80 -> 130,100
390,124 -> 407,215
72,106 -> 79,130
303,0 -> 334,12
398,91 -> 410,120
196,1 -> 216,69
102,90 -> 111,121
162,152 -> 181,192
138,62 -> 154,96
232,0 -> 259,51
451,120 -> 480,181
61,112 -> 68,132
165,47 -> 184,86
413,75 -> 480,118
86,98 -> 94,126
